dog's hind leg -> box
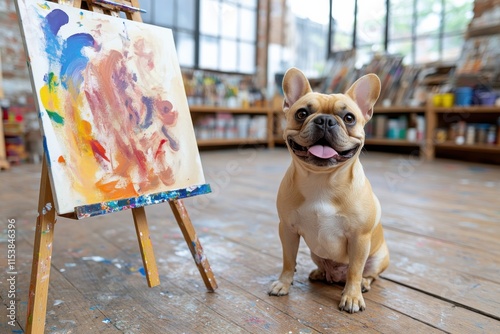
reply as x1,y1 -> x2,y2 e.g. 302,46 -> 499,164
362,242 -> 389,292
309,252 -> 327,281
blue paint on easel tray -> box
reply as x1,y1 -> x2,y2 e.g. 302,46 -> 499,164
138,267 -> 146,276
74,184 -> 211,219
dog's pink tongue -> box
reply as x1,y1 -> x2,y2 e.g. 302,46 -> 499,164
308,145 -> 337,159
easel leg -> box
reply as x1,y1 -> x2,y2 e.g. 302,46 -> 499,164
169,200 -> 218,292
26,158 -> 56,334
132,207 -> 160,287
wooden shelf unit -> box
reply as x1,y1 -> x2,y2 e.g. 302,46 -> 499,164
374,106 -> 426,113
365,138 -> 421,147
435,141 -> 500,153
187,104 -> 500,164
189,105 -> 276,148
364,106 -> 426,153
425,104 -> 500,161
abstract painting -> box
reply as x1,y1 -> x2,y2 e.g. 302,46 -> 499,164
16,0 -> 207,215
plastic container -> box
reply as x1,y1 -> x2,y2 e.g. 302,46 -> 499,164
455,87 -> 473,106
478,92 -> 497,106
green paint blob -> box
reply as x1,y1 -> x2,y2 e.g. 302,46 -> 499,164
46,110 -> 64,125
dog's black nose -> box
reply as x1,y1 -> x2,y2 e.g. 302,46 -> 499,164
314,115 -> 337,129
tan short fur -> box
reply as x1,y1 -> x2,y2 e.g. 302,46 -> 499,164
268,68 -> 390,313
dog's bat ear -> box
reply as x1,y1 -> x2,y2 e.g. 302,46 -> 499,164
345,74 -> 381,121
282,67 -> 312,112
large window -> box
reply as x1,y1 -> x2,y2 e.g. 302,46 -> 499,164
200,0 -> 257,73
330,0 -> 473,65
283,0 -> 331,77
140,0 -> 258,73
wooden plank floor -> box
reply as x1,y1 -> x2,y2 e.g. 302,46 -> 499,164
1,148 -> 500,333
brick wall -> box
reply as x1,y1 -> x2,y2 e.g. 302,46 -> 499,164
0,0 -> 32,101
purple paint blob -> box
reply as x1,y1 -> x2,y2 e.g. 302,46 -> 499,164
45,9 -> 69,35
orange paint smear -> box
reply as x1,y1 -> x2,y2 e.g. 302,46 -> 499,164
95,179 -> 138,199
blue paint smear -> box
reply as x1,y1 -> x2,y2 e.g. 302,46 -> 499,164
141,96 -> 154,128
41,9 -> 68,64
60,33 -> 95,91
162,125 -> 179,151
42,136 -> 51,166
138,267 -> 146,277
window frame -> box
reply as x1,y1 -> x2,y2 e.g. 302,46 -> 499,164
328,0 -> 472,65
141,0 -> 259,74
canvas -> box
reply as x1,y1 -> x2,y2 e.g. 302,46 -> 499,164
16,0 -> 207,215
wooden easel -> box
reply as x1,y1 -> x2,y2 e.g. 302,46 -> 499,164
25,1 -> 217,333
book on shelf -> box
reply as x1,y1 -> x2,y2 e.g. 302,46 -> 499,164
322,51 -> 422,106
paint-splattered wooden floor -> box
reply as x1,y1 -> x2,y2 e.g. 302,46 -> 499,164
1,148 -> 500,333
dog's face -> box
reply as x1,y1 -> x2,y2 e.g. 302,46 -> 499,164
282,68 -> 381,171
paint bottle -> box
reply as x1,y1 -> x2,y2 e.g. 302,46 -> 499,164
466,125 -> 475,145
487,126 -> 496,145
455,121 -> 466,145
497,117 -> 500,146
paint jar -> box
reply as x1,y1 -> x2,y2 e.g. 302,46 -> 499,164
478,92 -> 496,106
455,87 -> 473,106
487,126 -> 496,145
435,128 -> 447,143
497,117 -> 500,146
455,121 -> 466,145
432,94 -> 443,107
442,93 -> 454,108
476,124 -> 488,144
406,128 -> 417,142
466,125 -> 476,145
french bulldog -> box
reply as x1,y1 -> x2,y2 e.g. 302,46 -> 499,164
268,67 -> 389,313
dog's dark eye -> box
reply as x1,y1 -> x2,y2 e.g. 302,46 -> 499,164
343,113 -> 356,125
295,108 -> 309,121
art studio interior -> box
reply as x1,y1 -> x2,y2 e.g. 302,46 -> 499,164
0,0 -> 499,333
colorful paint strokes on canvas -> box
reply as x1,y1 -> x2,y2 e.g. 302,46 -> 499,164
16,0 -> 206,214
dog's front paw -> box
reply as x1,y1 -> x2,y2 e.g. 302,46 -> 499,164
268,280 -> 291,296
339,287 -> 366,313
